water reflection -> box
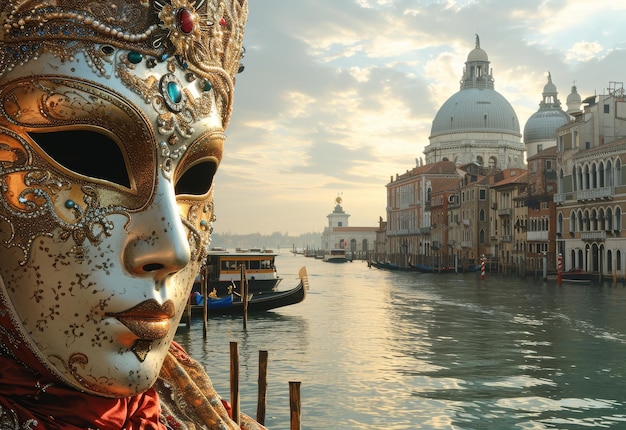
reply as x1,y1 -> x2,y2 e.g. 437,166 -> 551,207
176,255 -> 626,429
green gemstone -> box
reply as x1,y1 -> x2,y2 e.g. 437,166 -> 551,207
65,199 -> 75,209
202,80 -> 213,92
127,51 -> 143,64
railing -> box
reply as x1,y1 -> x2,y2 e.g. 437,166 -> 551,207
527,231 -> 549,241
498,208 -> 512,217
576,186 -> 614,201
581,230 -> 606,240
553,193 -> 566,204
500,235 -> 512,242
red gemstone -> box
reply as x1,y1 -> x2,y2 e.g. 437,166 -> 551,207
177,8 -> 195,34
220,18 -> 227,27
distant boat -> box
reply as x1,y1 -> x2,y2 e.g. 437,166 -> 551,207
369,261 -> 418,271
200,249 -> 282,296
410,263 -> 481,273
323,248 -> 350,263
560,268 -> 595,283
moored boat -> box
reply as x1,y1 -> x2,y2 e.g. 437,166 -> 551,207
560,268 -> 595,283
202,249 -> 282,295
323,248 -> 350,263
189,267 -> 309,316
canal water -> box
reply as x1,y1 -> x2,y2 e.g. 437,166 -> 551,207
175,253 -> 626,429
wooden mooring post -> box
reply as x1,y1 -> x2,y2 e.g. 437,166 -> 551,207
289,381 -> 302,430
240,266 -> 249,329
256,350 -> 268,425
230,341 -> 241,426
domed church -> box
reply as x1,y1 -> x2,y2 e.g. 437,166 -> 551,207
424,35 -> 525,169
523,72 -> 571,158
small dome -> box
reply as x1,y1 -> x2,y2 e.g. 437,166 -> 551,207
543,79 -> 557,95
566,84 -> 582,115
467,47 -> 488,62
523,109 -> 570,143
567,85 -> 582,106
430,87 -> 520,138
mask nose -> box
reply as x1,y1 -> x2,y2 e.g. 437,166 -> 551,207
122,183 -> 191,278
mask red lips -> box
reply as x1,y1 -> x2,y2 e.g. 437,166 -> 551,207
106,299 -> 175,341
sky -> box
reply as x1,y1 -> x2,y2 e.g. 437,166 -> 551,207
214,0 -> 626,236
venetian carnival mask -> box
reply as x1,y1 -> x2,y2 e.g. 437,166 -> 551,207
0,0 -> 247,397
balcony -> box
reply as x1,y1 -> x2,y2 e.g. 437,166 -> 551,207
432,240 -> 441,250
576,186 -> 614,201
498,208 -> 512,217
581,230 -> 606,241
461,241 -> 473,248
527,231 -> 549,241
553,193 -> 566,204
420,227 -> 431,235
462,219 -> 470,226
500,235 -> 512,242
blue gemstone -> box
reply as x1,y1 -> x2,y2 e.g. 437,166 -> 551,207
167,81 -> 182,104
65,200 -> 75,209
202,80 -> 212,92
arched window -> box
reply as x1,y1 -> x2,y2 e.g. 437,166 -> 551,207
607,207 -> 614,230
570,211 -> 576,233
617,206 -> 622,231
608,249 -> 613,272
618,250 -> 622,271
607,159 -> 613,187
479,209 -> 485,222
599,161 -> 605,187
578,210 -> 584,232
616,158 -> 622,186
479,229 -> 485,244
557,213 -> 563,235
362,239 -> 369,253
591,208 -> 598,231
598,208 -> 606,231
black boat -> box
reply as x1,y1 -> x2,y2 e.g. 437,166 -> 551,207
189,266 -> 308,316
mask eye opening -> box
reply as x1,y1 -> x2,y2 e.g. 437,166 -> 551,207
175,160 -> 218,196
28,129 -> 132,188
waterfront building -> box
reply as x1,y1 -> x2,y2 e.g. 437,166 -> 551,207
385,160 -> 458,265
555,82 -> 626,276
491,168 -> 529,272
524,73 -> 571,158
457,164 -> 493,266
524,146 -> 558,271
424,35 -> 525,169
321,196 -> 377,259
430,177 -> 463,267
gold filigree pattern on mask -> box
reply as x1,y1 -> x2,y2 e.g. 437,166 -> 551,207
0,129 -> 131,265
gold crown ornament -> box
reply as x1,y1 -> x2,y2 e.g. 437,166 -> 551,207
0,0 -> 247,127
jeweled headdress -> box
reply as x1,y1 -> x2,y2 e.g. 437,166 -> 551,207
0,0 -> 247,127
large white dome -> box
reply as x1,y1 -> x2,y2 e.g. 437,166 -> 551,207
430,87 -> 520,138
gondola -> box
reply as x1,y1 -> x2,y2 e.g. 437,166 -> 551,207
189,267 -> 308,317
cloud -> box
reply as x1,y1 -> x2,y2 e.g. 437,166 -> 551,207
565,41 -> 607,63
213,0 -> 626,236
